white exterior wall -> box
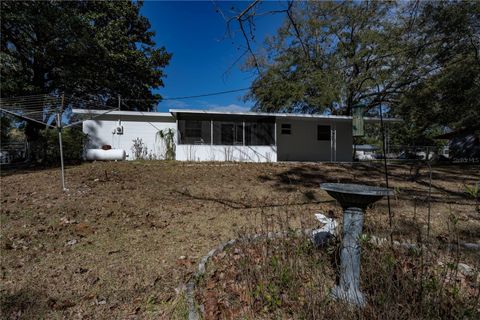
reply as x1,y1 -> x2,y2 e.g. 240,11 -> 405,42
79,112 -> 357,162
276,119 -> 353,162
175,145 -> 276,162
83,114 -> 176,160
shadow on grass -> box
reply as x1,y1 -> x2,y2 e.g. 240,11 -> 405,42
456,222 -> 480,241
0,161 -> 83,178
0,289 -> 50,319
172,189 -> 334,210
261,163 -> 479,205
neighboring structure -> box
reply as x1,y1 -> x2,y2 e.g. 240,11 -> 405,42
354,144 -> 380,160
73,108 -> 401,162
434,128 -> 480,162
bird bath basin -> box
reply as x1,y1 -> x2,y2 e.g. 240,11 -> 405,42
320,183 -> 394,307
321,183 -> 393,209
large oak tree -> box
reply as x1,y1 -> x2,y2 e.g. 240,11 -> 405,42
239,0 -> 479,144
1,0 -> 171,111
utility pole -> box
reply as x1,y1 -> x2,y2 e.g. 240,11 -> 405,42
118,94 -> 121,111
58,93 -> 68,191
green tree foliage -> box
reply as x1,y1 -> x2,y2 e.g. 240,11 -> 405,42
1,115 -> 12,144
393,1 -> 480,145
34,127 -> 87,164
246,0 -> 479,143
1,0 -> 171,111
246,1 -> 425,115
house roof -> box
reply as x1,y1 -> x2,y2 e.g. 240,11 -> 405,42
169,109 -> 403,123
72,109 -> 171,117
72,108 -> 402,123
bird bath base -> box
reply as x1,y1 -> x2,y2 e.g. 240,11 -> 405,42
320,183 -> 393,308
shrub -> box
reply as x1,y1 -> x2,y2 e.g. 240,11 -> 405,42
32,127 -> 87,164
131,137 -> 148,160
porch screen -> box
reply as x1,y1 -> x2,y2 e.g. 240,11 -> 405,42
245,121 -> 275,146
178,116 -> 275,146
178,120 -> 211,144
213,121 -> 274,145
213,122 -> 243,145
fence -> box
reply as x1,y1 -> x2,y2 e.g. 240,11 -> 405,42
355,145 -> 449,161
0,142 -> 28,164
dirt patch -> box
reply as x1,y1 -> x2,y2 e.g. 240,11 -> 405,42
1,161 -> 479,318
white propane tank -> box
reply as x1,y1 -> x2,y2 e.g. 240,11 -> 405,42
86,149 -> 126,161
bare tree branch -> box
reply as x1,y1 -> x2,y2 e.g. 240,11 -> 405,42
285,1 -> 309,60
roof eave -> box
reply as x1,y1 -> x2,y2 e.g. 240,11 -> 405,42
71,108 -> 172,117
169,109 -> 403,123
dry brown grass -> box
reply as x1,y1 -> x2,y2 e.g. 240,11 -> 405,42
0,161 -> 479,318
196,233 -> 479,319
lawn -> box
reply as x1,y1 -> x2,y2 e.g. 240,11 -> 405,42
1,161 -> 479,319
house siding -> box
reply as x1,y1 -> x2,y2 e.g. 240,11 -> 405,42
175,144 -> 276,162
276,119 -> 352,162
78,111 -> 362,163
83,114 -> 176,160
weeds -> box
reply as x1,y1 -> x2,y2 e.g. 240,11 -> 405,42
131,137 -> 148,159
196,188 -> 479,319
156,128 -> 176,160
197,230 -> 478,319
465,182 -> 480,213
2,161 -> 478,319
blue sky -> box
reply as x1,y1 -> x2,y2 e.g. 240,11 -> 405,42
140,1 -> 286,112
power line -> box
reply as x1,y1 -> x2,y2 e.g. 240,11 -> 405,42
163,87 -> 251,100
0,35 -> 465,108
123,87 -> 251,102
120,38 -> 461,104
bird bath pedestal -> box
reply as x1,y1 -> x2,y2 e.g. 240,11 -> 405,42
320,183 -> 394,307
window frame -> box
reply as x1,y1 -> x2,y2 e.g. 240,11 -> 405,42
213,121 -> 244,146
281,123 -> 291,135
178,119 -> 212,145
317,125 -> 331,141
177,114 -> 275,146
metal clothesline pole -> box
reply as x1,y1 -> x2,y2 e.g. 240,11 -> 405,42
57,93 -> 68,191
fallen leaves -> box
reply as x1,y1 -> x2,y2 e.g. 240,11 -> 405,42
75,223 -> 95,237
1,162 -> 479,319
47,298 -> 76,310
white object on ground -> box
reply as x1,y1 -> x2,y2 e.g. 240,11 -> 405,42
458,263 -> 475,276
355,152 -> 376,161
314,213 -> 338,234
311,213 -> 338,246
85,149 -> 126,161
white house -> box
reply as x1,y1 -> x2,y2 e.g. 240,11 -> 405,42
73,108 -> 401,162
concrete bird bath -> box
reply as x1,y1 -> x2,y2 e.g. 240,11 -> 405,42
320,183 -> 394,307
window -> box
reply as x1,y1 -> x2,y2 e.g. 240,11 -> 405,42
245,121 -> 275,145
281,123 -> 291,135
317,125 -> 331,141
178,117 -> 275,146
178,120 -> 211,144
213,122 -> 243,145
